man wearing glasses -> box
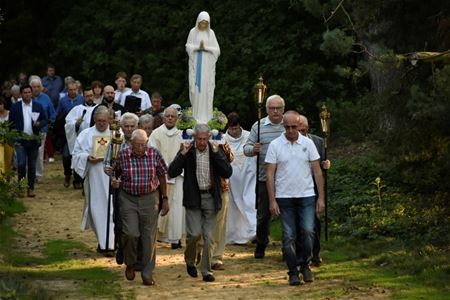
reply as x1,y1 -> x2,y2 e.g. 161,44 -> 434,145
243,95 -> 285,259
265,111 -> 324,285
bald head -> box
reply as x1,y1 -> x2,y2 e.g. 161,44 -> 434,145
283,110 -> 300,122
131,128 -> 147,141
104,85 -> 115,103
131,129 -> 148,156
283,111 -> 301,142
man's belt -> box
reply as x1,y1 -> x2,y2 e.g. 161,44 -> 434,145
123,189 -> 154,197
199,188 -> 213,194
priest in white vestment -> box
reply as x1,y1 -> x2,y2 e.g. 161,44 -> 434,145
65,87 -> 97,154
186,11 -> 220,124
72,106 -> 115,254
224,113 -> 257,244
148,107 -> 185,248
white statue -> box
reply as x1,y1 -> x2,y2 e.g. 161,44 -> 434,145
186,11 -> 220,124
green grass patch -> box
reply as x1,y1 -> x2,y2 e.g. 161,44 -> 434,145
319,238 -> 450,299
0,227 -> 131,299
269,219 -> 449,299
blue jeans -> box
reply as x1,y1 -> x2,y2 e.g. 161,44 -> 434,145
277,196 -> 316,275
15,140 -> 39,190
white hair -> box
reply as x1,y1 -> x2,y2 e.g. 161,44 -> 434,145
299,114 -> 309,125
265,94 -> 285,109
94,105 -> 110,117
139,114 -> 154,126
120,112 -> 139,125
194,123 -> 210,134
29,75 -> 42,87
11,84 -> 21,95
163,106 -> 178,117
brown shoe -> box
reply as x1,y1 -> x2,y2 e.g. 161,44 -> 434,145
125,265 -> 135,281
27,189 -> 36,198
142,277 -> 155,286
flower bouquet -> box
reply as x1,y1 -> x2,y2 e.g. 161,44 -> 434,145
207,108 -> 228,141
176,107 -> 197,140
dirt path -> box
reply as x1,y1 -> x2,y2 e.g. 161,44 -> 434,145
12,157 -> 390,299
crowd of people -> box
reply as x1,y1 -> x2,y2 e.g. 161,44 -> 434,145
0,66 -> 330,287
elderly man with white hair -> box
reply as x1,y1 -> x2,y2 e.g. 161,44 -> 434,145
112,129 -> 169,286
168,123 -> 232,283
30,76 -> 56,182
243,94 -> 286,259
72,106 -> 114,256
149,107 -> 184,249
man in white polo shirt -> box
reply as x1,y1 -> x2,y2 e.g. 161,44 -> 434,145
265,111 -> 324,286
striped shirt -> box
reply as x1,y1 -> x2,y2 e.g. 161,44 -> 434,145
119,146 -> 167,196
243,116 -> 284,181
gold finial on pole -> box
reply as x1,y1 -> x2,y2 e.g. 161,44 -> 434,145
254,76 -> 267,119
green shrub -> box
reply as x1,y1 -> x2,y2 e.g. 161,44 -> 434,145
0,173 -> 26,223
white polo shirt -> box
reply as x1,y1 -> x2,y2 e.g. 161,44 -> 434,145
121,89 -> 151,111
265,133 -> 319,198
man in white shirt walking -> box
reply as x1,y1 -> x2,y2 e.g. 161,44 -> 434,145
265,111 -> 324,286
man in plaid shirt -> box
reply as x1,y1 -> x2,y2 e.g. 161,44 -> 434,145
112,129 -> 169,286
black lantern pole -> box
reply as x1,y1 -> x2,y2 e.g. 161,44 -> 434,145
106,112 -> 123,250
319,104 -> 330,241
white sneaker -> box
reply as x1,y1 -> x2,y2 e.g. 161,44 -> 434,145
48,158 -> 55,163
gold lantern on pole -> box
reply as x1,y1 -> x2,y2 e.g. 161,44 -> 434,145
253,76 -> 266,208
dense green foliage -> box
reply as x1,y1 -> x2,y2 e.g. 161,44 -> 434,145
1,0 -> 348,128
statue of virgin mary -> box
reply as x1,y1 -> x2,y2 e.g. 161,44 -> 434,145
185,11 -> 220,124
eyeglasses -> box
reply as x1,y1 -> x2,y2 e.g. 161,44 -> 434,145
268,106 -> 284,111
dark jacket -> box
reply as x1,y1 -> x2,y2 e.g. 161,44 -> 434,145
9,100 -> 47,146
168,143 -> 232,211
308,134 -> 325,168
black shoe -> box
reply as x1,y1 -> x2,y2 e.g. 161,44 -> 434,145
125,265 -> 135,281
301,266 -> 314,282
187,265 -> 198,278
103,250 -> 115,258
143,277 -> 155,286
289,274 -> 301,286
202,274 -> 215,282
171,240 -> 182,249
64,176 -> 70,188
254,244 -> 265,259
116,248 -> 124,265
311,256 -> 322,267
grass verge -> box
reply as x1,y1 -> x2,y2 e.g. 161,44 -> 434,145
0,223 -> 131,299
